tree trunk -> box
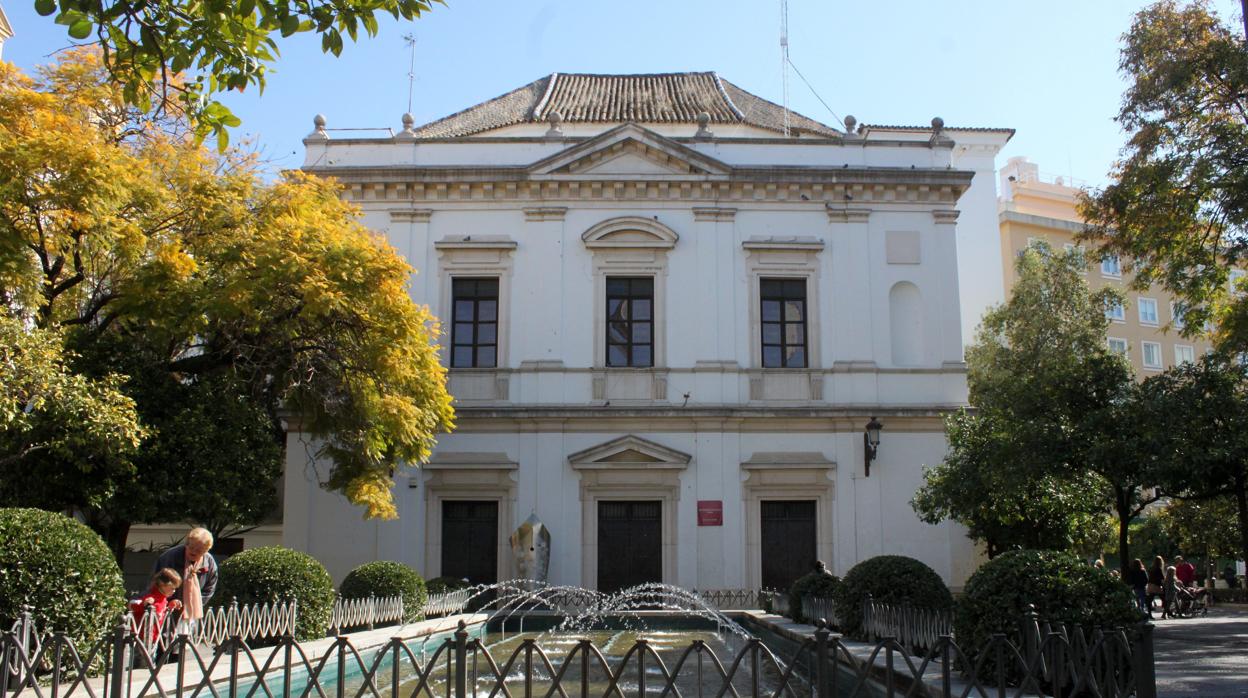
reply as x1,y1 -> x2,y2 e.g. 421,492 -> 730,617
103,519 -> 132,566
1116,487 -> 1132,577
1234,473 -> 1248,572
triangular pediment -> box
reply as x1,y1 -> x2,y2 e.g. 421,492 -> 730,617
0,3 -> 13,39
568,434 -> 692,469
529,124 -> 731,177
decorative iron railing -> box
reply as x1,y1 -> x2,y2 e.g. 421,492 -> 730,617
694,589 -> 767,610
801,595 -> 841,630
424,589 -> 472,618
0,613 -> 1157,698
330,595 -> 404,632
860,593 -> 953,653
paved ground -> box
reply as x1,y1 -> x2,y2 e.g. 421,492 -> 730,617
1152,605 -> 1248,697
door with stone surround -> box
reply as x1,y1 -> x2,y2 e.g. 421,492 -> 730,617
441,500 -> 498,584
760,500 -> 817,590
597,500 -> 662,592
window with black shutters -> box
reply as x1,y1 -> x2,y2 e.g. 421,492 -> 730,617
450,278 -> 498,368
606,277 -> 653,368
760,278 -> 808,368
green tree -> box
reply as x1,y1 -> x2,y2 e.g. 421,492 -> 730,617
916,246 -> 1157,574
1160,495 -> 1242,563
913,411 -> 1110,558
0,317 -> 143,511
0,53 -> 453,554
1135,355 -> 1248,567
32,0 -> 443,146
1081,0 -> 1248,351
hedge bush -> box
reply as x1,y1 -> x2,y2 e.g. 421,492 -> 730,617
833,555 -> 953,639
426,576 -> 471,595
0,508 -> 126,647
214,547 -> 335,640
340,561 -> 427,623
955,550 -> 1139,656
786,563 -> 843,622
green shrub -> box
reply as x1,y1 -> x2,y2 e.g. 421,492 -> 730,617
426,576 -> 471,595
786,563 -> 843,622
955,550 -> 1139,652
833,555 -> 953,638
340,561 -> 427,623
214,547 -> 335,640
0,508 -> 126,648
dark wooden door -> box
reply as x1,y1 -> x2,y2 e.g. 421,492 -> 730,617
760,500 -> 817,590
441,500 -> 498,584
597,500 -> 662,592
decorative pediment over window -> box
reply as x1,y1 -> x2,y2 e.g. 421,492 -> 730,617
568,435 -> 692,470
529,124 -> 731,177
582,217 -> 679,251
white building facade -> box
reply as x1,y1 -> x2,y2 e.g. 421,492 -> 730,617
285,73 -> 1010,591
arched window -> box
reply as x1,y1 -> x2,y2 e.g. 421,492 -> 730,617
889,282 -> 923,366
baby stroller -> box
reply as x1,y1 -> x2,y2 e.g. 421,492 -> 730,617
1164,583 -> 1209,618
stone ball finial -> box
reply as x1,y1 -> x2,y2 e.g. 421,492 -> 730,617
395,112 -> 418,140
402,113 -> 415,128
545,110 -> 564,138
843,114 -> 857,134
695,111 -> 714,139
931,116 -> 945,132
307,114 -> 329,140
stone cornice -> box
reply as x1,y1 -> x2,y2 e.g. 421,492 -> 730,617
932,209 -> 960,225
319,172 -> 970,207
826,206 -> 872,223
692,207 -> 737,222
523,206 -> 568,221
388,208 -> 433,223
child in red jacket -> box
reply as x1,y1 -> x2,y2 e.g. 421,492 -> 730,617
130,568 -> 183,643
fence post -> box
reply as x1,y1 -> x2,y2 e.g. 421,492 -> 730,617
4,606 -> 33,692
368,594 -> 376,631
863,594 -> 873,641
1133,622 -> 1157,698
108,615 -> 129,698
1022,603 -> 1040,680
813,620 -> 829,698
454,620 -> 468,698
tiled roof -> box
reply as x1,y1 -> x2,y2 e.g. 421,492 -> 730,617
411,72 -> 840,138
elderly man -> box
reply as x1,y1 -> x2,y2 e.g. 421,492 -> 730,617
153,528 -> 218,632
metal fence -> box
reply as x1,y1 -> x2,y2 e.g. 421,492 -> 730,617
694,589 -> 768,610
0,614 -> 1157,698
801,595 -> 841,630
424,589 -> 472,618
860,594 -> 953,654
330,595 -> 405,632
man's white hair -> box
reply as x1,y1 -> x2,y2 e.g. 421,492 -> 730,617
186,527 -> 214,548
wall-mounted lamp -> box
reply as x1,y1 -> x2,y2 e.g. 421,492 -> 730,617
864,416 -> 883,476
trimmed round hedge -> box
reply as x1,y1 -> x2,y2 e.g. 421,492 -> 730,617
787,563 -> 843,622
426,576 -> 470,595
955,550 -> 1138,653
215,547 -> 335,640
340,561 -> 427,623
833,555 -> 952,639
0,508 -> 126,647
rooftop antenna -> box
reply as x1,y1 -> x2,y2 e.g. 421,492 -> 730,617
404,33 -> 417,115
779,0 -> 791,137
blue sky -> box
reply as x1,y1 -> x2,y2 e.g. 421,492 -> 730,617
2,0 -> 1242,185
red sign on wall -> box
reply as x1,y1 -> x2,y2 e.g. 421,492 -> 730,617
697,500 -> 723,526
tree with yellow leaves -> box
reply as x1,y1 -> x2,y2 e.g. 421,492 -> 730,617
0,52 -> 453,556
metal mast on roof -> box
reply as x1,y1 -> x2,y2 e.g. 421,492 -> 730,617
404,34 -> 417,115
779,0 -> 791,137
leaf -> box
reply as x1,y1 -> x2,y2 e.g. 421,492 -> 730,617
280,15 -> 298,37
34,0 -> 56,16
68,19 -> 93,40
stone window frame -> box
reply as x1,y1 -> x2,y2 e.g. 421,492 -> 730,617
434,236 -> 518,370
582,217 -> 678,371
567,435 -> 691,590
414,452 -> 518,582
742,238 -> 825,370
1141,341 -> 1163,371
741,452 -> 836,590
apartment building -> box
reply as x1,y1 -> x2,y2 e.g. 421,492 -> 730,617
998,157 -> 1213,375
